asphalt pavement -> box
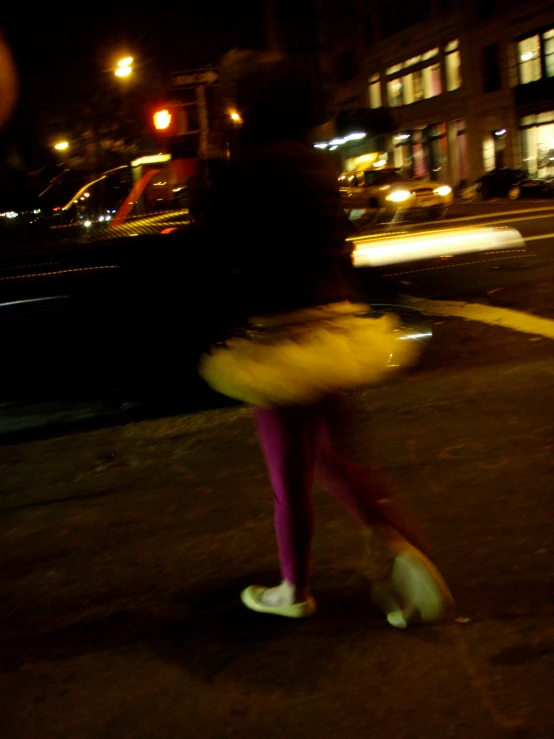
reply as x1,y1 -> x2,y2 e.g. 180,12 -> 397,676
1,314 -> 554,739
2,198 -> 554,738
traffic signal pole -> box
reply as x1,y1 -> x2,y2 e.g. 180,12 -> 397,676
195,83 -> 209,159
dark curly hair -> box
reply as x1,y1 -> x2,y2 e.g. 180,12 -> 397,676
220,50 -> 324,142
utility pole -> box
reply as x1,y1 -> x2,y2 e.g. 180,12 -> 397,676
196,84 -> 209,159
265,0 -> 281,51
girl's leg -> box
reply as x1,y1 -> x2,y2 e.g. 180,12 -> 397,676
313,395 -> 454,627
314,395 -> 431,556
253,404 -> 318,603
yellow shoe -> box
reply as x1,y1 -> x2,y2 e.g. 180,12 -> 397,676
241,586 -> 317,618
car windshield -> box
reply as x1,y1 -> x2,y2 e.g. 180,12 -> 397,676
363,170 -> 405,186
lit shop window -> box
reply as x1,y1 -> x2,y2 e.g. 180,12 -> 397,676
518,35 -> 541,83
520,111 -> 554,177
445,39 -> 462,91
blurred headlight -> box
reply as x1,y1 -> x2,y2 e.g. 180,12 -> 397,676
386,189 -> 412,203
435,185 -> 452,197
352,226 -> 525,267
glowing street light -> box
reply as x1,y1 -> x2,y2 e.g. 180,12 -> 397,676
54,141 -> 69,151
229,110 -> 242,124
115,56 -> 134,78
115,65 -> 132,78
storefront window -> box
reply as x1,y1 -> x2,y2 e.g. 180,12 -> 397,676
544,29 -> 554,77
393,135 -> 412,171
387,78 -> 403,106
368,73 -> 382,108
400,125 -> 447,180
520,112 -> 554,176
425,123 -> 448,180
445,40 -> 462,91
518,35 -> 541,83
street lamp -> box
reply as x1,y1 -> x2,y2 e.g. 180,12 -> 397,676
54,141 -> 69,151
115,56 -> 133,78
229,110 -> 242,124
115,65 -> 132,78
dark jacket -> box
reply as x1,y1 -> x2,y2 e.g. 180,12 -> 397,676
206,137 -> 355,318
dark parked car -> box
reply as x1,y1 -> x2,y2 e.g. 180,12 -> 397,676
475,168 -> 554,200
517,176 -> 554,199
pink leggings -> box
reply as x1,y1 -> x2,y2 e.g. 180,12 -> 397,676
254,397 -> 429,588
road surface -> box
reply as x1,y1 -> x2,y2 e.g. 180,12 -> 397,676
2,195 -> 554,735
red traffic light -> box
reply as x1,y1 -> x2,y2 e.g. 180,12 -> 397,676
151,104 -> 186,135
153,109 -> 172,130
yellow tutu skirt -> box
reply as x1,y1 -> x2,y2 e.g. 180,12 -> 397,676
198,302 -> 421,408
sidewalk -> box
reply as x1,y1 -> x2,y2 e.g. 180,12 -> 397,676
1,356 -> 554,738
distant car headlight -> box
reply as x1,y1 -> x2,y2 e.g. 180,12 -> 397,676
435,185 -> 452,197
386,189 -> 412,203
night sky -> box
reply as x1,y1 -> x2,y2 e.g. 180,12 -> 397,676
1,3 -> 266,164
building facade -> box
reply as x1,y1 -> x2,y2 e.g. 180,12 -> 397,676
317,0 -> 554,186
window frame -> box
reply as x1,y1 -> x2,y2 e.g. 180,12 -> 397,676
384,48 -> 444,107
543,29 -> 554,78
516,26 -> 554,84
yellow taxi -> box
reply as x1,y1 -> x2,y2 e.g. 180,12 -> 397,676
339,160 -> 453,221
